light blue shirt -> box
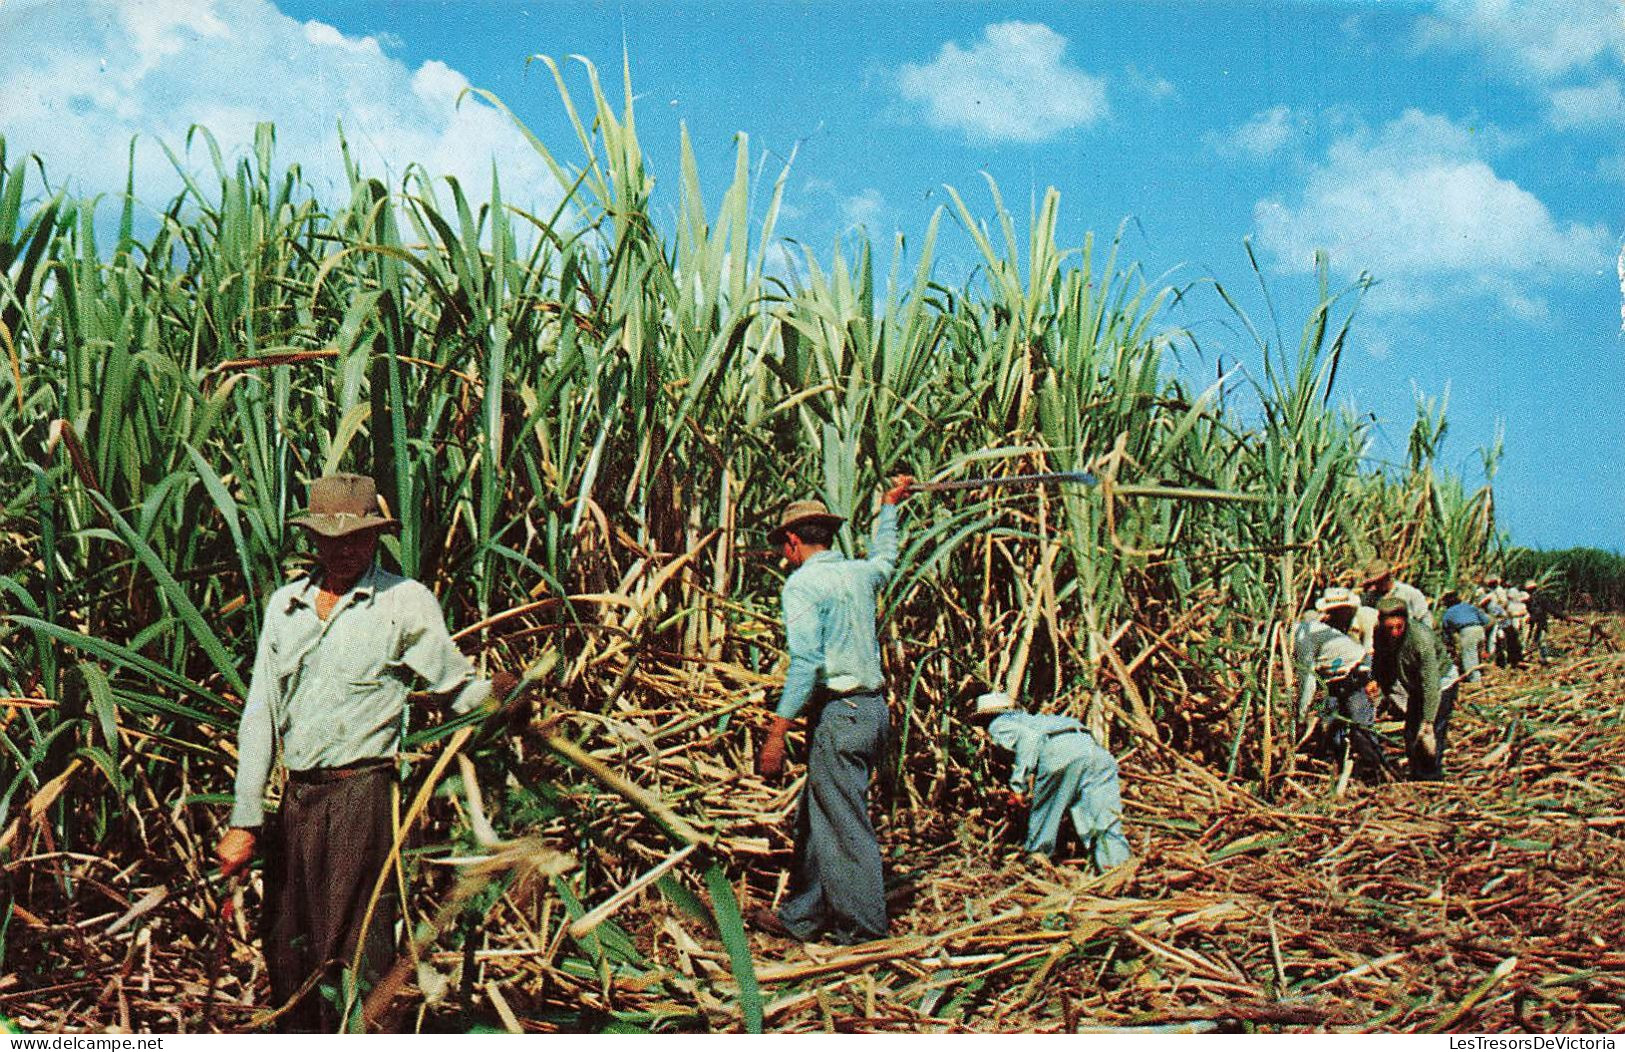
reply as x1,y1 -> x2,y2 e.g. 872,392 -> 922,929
985,711 -> 1093,793
776,503 -> 899,720
231,564 -> 491,827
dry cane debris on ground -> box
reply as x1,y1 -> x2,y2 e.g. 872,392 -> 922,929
3,619 -> 1622,1033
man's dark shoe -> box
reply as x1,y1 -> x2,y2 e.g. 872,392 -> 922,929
743,906 -> 797,939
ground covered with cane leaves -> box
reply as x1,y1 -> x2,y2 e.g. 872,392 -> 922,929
725,621 -> 1625,1034
3,619 -> 1619,1034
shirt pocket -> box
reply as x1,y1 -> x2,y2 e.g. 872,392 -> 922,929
345,676 -> 409,740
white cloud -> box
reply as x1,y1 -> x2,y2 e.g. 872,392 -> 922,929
1598,152 -> 1625,184
1417,0 -> 1625,80
1254,109 -> 1611,319
897,22 -> 1107,144
841,189 -> 887,231
1125,65 -> 1176,102
1216,105 -> 1303,159
1548,78 -> 1625,129
0,0 -> 560,223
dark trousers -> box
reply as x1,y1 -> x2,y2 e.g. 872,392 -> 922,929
263,766 -> 397,1032
1394,679 -> 1457,781
779,692 -> 890,944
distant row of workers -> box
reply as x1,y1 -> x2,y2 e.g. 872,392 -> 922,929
1293,557 -> 1565,783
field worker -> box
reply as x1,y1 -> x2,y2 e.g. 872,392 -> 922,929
748,475 -> 914,945
1438,588 -> 1491,684
1337,571 -> 1380,653
1524,580 -> 1567,662
967,691 -> 1132,871
1482,578 -> 1523,668
1360,557 -> 1432,629
1294,587 -> 1364,718
1505,584 -> 1531,664
1370,596 -> 1456,781
216,474 -> 520,1032
1311,634 -> 1377,769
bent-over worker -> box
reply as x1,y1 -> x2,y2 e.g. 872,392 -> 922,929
1371,595 -> 1456,781
968,691 -> 1132,871
1439,589 -> 1491,684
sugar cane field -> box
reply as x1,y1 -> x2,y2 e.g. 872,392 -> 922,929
1,67 -> 1622,1035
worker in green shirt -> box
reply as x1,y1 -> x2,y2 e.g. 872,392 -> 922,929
1370,595 -> 1456,781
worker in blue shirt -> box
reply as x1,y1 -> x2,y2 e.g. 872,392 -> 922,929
968,691 -> 1132,871
748,476 -> 913,944
1438,589 -> 1491,684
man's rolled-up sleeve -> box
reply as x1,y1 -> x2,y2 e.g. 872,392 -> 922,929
866,503 -> 899,584
396,583 -> 491,715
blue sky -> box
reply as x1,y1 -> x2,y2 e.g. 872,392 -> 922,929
3,0 -> 1621,550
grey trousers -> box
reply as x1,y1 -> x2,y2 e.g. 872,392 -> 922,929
1455,625 -> 1484,683
263,766 -> 397,1032
779,692 -> 890,944
1024,734 -> 1132,870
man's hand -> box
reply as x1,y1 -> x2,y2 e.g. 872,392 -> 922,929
756,717 -> 793,779
1364,679 -> 1381,701
1003,790 -> 1030,810
216,827 -> 257,877
882,474 -> 916,505
1416,721 -> 1438,759
485,670 -> 533,735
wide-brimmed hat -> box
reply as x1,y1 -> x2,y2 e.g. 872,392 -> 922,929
1361,558 -> 1393,584
1523,579 -> 1539,590
290,473 -> 399,537
767,499 -> 845,545
1314,636 -> 1367,679
1483,574 -> 1501,585
972,691 -> 1017,718
1375,595 -> 1409,617
1315,586 -> 1361,613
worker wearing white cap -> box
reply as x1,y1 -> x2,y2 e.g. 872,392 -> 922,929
968,692 -> 1131,871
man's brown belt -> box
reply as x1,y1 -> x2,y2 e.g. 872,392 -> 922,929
287,758 -> 393,785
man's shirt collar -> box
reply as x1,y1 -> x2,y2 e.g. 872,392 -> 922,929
285,561 -> 383,611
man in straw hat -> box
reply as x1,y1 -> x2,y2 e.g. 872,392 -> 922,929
215,473 -> 519,1030
1371,595 -> 1456,781
747,475 -> 913,944
1360,557 -> 1433,630
966,691 -> 1131,871
1294,586 -> 1364,720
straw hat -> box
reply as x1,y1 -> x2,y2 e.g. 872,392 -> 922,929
290,474 -> 399,537
767,499 -> 845,545
1361,558 -> 1393,585
1315,586 -> 1361,613
1523,579 -> 1539,591
972,691 -> 1017,717
1314,636 -> 1367,679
